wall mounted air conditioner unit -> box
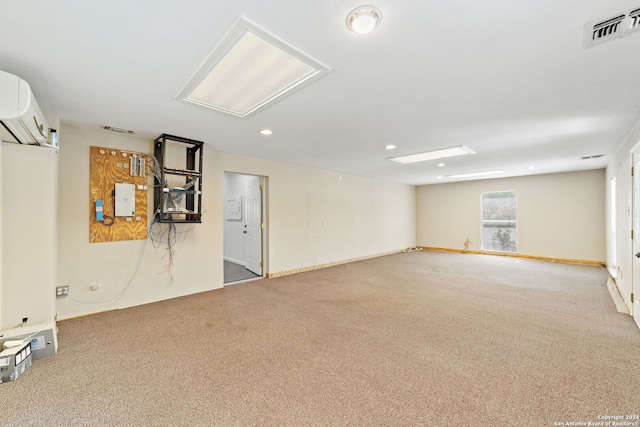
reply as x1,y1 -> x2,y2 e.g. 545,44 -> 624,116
0,70 -> 57,149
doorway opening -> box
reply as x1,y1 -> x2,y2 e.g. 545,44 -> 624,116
223,172 -> 267,285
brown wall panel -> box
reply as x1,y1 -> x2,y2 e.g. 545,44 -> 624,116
89,146 -> 150,243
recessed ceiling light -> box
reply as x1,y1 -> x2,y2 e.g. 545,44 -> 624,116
528,165 -> 536,170
437,176 -> 443,180
437,163 -> 445,167
389,145 -> 475,164
385,144 -> 396,150
447,170 -> 504,179
177,17 -> 332,118
346,6 -> 382,34
259,129 -> 273,135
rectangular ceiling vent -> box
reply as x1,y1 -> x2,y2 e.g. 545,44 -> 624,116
585,8 -> 640,48
580,154 -> 605,160
630,8 -> 640,30
100,125 -> 136,135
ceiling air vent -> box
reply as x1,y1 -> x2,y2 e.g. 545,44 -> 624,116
630,8 -> 640,31
585,7 -> 640,48
586,14 -> 625,47
580,154 -> 605,160
100,125 -> 136,135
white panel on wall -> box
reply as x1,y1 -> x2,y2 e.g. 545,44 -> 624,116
2,143 -> 58,328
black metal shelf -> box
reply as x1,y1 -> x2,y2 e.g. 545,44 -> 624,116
163,167 -> 202,177
153,134 -> 204,224
163,188 -> 201,194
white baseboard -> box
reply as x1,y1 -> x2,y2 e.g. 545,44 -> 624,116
606,277 -> 629,314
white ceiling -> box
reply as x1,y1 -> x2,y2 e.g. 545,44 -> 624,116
2,0 -> 640,185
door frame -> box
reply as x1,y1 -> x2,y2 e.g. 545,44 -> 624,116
244,175 -> 264,276
630,144 -> 640,327
222,172 -> 268,281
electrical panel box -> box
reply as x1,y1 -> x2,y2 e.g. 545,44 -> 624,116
0,341 -> 32,383
115,183 -> 135,217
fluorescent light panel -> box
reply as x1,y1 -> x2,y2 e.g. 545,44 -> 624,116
178,18 -> 332,118
389,145 -> 475,164
447,170 -> 504,179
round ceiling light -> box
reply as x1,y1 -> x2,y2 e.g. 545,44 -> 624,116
346,6 -> 382,34
259,129 -> 273,135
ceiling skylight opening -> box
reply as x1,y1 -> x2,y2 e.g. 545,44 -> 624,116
447,170 -> 504,179
389,145 -> 475,164
177,17 -> 332,118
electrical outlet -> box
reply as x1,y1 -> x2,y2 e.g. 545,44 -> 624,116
56,286 -> 69,297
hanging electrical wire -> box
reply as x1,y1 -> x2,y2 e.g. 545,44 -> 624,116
139,152 -> 163,185
101,214 -> 115,226
148,218 -> 178,285
67,239 -> 149,304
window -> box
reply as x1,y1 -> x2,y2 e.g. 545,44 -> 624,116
481,191 -> 517,253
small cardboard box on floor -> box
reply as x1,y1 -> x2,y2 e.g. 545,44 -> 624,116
0,341 -> 32,383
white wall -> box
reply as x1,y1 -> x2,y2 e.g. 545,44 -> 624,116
0,143 -> 3,327
608,118 -> 640,311
222,153 -> 416,274
223,172 -> 254,265
416,169 -> 606,262
56,125 -> 224,319
56,125 -> 416,319
1,143 -> 58,329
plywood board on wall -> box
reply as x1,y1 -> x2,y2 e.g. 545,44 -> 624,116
89,146 -> 150,243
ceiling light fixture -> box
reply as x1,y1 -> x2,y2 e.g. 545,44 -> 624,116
437,163 -> 445,167
259,129 -> 273,135
177,17 -> 332,118
446,170 -> 504,179
346,6 -> 382,34
389,145 -> 475,164
385,144 -> 396,150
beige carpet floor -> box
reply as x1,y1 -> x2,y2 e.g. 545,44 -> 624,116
1,251 -> 639,426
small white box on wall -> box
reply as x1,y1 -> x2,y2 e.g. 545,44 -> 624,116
115,183 -> 136,217
226,195 -> 242,220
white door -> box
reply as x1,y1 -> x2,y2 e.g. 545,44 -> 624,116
632,151 -> 640,328
244,176 -> 263,276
